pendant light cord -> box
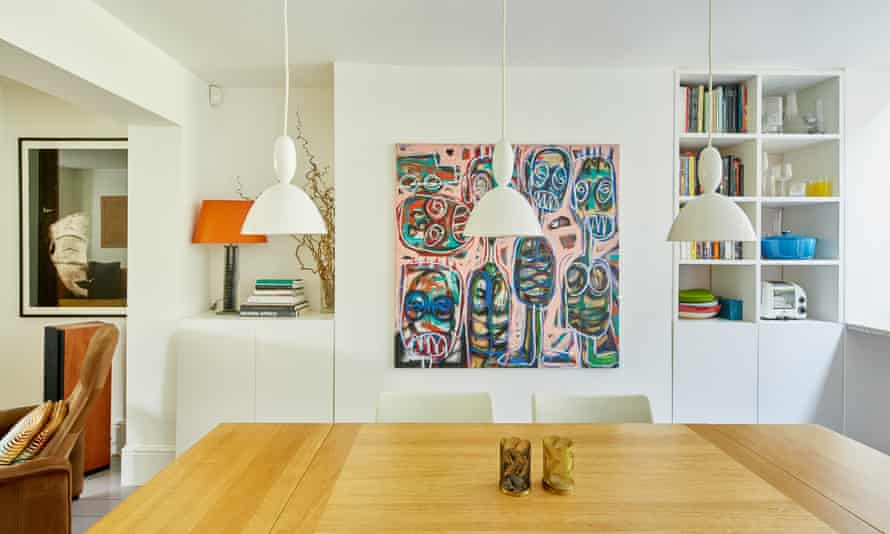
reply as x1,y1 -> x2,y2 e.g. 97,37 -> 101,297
283,0 -> 290,137
706,0 -> 713,147
501,0 -> 507,140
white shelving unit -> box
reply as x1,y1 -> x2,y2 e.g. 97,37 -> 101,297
672,69 -> 845,427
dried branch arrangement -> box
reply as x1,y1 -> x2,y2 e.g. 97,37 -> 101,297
291,112 -> 335,311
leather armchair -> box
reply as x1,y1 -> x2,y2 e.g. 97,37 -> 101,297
0,324 -> 118,534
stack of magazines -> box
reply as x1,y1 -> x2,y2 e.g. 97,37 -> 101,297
240,278 -> 308,318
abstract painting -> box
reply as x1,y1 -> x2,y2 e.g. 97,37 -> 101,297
395,144 -> 620,368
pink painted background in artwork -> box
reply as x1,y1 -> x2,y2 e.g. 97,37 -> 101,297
395,143 -> 620,369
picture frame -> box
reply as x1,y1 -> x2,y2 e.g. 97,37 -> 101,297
19,138 -> 128,317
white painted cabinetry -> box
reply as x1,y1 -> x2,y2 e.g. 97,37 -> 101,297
674,320 -> 758,423
757,321 -> 843,430
175,312 -> 334,455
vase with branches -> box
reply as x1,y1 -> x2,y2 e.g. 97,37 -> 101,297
237,111 -> 335,312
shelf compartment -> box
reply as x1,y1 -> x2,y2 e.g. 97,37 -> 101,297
678,73 -> 757,136
761,202 -> 839,260
761,264 -> 839,322
761,74 -> 840,135
679,263 -> 757,322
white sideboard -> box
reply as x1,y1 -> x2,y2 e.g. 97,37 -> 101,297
175,312 -> 334,455
673,319 -> 844,430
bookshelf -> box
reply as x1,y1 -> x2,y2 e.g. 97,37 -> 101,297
672,69 -> 844,325
672,70 -> 846,427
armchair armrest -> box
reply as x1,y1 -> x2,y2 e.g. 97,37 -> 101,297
0,456 -> 71,484
0,457 -> 72,534
0,405 -> 37,435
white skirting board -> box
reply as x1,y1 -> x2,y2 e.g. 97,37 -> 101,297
120,444 -> 176,486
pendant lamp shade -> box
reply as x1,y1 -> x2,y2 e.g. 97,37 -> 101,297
241,181 -> 326,235
240,1 -> 326,236
666,192 -> 756,241
464,180 -> 544,237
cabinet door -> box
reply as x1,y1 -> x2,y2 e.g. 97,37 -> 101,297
254,319 -> 334,422
674,320 -> 757,423
175,321 -> 255,455
758,321 -> 843,430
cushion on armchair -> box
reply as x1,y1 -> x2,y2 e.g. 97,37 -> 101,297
13,401 -> 68,464
0,402 -> 54,465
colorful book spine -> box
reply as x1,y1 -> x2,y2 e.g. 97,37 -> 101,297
681,83 -> 748,133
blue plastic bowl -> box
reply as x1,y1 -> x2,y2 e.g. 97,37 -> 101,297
761,232 -> 816,260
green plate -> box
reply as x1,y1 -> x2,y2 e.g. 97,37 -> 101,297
679,288 -> 715,304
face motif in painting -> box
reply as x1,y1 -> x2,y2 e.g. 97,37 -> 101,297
398,195 -> 470,255
467,263 -> 510,361
513,237 -> 556,307
397,154 -> 458,194
466,157 -> 495,204
564,257 -> 613,338
571,157 -> 617,241
400,265 -> 462,362
526,147 -> 570,213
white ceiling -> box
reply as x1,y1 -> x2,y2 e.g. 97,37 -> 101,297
94,0 -> 890,87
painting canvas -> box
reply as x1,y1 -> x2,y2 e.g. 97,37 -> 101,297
395,143 -> 620,369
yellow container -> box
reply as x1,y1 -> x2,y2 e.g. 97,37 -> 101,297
806,179 -> 833,197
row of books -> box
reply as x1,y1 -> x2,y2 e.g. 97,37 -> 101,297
679,152 -> 745,196
239,278 -> 309,318
681,83 -> 748,133
678,241 -> 744,260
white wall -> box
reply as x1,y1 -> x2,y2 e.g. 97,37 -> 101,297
0,78 -> 127,427
197,87 -> 333,312
841,68 -> 890,455
845,68 -> 890,332
845,329 -> 890,454
334,62 -> 674,422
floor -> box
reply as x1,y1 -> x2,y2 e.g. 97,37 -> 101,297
72,456 -> 138,534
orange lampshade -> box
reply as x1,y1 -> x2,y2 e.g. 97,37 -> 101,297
192,200 -> 268,244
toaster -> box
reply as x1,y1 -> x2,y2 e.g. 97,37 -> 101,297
761,281 -> 807,320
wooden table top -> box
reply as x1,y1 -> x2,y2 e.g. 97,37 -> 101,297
91,423 -> 890,533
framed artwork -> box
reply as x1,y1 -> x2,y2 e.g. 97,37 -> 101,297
394,143 -> 620,369
19,138 -> 128,317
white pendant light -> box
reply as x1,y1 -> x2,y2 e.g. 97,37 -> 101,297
667,0 -> 755,242
464,0 -> 543,238
242,0 -> 326,235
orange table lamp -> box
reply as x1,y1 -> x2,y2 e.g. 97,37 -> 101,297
192,200 -> 267,313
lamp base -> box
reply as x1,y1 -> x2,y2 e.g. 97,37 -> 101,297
220,244 -> 239,314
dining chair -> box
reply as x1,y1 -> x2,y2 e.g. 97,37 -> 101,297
532,393 -> 653,423
375,392 -> 494,423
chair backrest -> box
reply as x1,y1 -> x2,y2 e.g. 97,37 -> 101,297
532,393 -> 653,423
376,392 -> 493,423
42,324 -> 119,459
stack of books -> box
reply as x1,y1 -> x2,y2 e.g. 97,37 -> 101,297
240,278 -> 308,318
679,241 -> 744,260
678,288 -> 721,320
679,152 -> 744,197
680,83 -> 748,133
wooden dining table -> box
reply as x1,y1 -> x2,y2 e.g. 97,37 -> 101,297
91,423 -> 890,533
